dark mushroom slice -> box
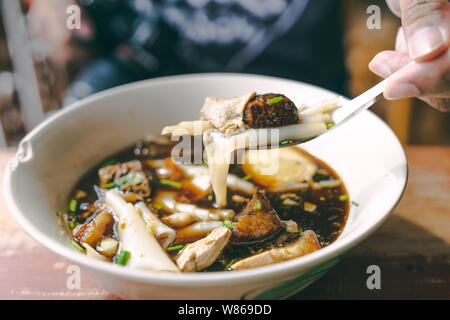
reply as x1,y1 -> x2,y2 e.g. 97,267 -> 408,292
243,93 -> 299,128
230,190 -> 284,245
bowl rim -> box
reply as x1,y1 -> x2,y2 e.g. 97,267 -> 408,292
3,72 -> 408,287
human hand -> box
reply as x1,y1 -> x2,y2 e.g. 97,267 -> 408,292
369,0 -> 449,111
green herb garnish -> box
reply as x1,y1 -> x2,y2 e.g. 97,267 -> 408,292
55,211 -> 61,217
70,240 -> 85,253
242,175 -> 252,181
115,172 -> 144,187
160,179 -> 181,189
281,204 -> 292,211
153,204 -> 163,210
326,123 -> 334,130
280,140 -> 290,146
339,194 -> 349,201
114,250 -> 131,266
69,221 -> 75,229
101,182 -> 117,189
225,259 -> 237,270
222,220 -> 234,232
351,201 -> 359,207
101,159 -> 116,168
313,171 -> 329,182
167,245 -> 185,252
268,96 -> 284,104
102,159 -> 117,168
69,199 -> 77,213
179,244 -> 189,253
253,200 -> 262,210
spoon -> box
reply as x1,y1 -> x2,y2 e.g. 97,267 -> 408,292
263,63 -> 413,148
165,63 -> 411,152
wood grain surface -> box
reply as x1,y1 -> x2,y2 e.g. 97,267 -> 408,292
0,146 -> 448,300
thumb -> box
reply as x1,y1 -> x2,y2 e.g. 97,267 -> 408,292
399,0 -> 449,61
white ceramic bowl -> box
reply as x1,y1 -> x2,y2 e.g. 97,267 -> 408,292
3,74 -> 407,299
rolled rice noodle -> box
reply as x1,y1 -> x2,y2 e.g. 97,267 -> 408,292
82,242 -> 107,261
177,221 -> 224,238
159,193 -> 235,228
105,190 -> 179,273
161,120 -> 213,136
135,201 -> 176,249
162,212 -> 196,228
300,113 -> 331,124
299,96 -> 342,117
179,164 -> 256,195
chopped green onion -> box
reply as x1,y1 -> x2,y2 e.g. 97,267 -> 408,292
153,204 -> 163,210
222,220 -> 234,232
116,172 -> 144,187
70,240 -> 85,253
202,160 -> 208,166
339,194 -> 349,201
114,250 -> 131,266
55,211 -> 61,217
160,179 -> 181,189
242,175 -> 252,181
313,171 -> 330,182
101,182 -> 116,189
69,199 -> 77,213
326,123 -> 334,130
280,140 -> 290,146
299,227 -> 304,236
179,244 -> 189,253
68,221 -> 75,229
254,200 -> 262,210
268,96 -> 284,104
101,159 -> 116,168
167,245 -> 185,252
116,177 -> 128,186
225,259 -> 237,270
352,201 -> 359,207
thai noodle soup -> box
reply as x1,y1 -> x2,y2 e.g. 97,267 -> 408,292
60,136 -> 349,273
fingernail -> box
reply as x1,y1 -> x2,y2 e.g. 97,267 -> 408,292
409,27 -> 446,60
384,83 -> 420,100
369,59 -> 392,78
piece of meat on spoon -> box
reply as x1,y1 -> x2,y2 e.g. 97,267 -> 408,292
243,93 -> 299,128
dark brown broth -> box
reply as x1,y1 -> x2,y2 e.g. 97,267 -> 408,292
67,139 -> 348,271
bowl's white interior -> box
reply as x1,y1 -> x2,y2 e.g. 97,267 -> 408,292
4,74 -> 407,285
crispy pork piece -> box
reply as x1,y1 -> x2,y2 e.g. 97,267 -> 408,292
230,190 -> 283,245
230,230 -> 321,270
73,210 -> 114,247
243,93 -> 299,128
98,160 -> 151,200
176,227 -> 232,272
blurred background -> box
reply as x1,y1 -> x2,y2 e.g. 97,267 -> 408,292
0,0 -> 448,146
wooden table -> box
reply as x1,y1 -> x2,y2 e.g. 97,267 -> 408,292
0,146 -> 448,300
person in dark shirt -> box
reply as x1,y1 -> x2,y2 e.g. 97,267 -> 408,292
64,0 -> 449,112
64,0 -> 348,105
